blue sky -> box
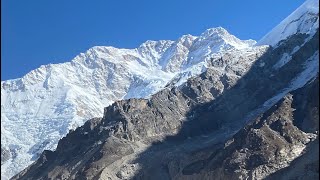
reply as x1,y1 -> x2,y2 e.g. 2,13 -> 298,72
1,0 -> 304,80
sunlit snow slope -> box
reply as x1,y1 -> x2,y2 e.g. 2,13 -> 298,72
1,27 -> 256,179
257,0 -> 319,46
3,0 -> 319,176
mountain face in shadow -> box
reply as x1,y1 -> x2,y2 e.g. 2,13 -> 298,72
1,25 -> 260,180
12,26 -> 319,180
10,0 -> 320,178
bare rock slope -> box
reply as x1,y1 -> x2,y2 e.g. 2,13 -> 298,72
13,27 -> 319,179
10,0 -> 320,179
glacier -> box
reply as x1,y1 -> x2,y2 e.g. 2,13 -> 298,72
2,0 -> 319,178
1,27 -> 258,179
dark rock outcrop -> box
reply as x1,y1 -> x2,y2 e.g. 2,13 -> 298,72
12,30 -> 319,180
173,76 -> 318,180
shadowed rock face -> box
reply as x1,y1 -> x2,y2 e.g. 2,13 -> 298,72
1,146 -> 10,165
174,77 -> 319,180
12,30 -> 319,180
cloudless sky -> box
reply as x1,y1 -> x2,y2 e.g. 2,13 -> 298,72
1,0 -> 305,80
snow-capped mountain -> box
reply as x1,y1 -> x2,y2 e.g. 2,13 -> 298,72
9,0 -> 319,179
1,27 -> 257,179
257,0 -> 319,46
2,0 -> 319,178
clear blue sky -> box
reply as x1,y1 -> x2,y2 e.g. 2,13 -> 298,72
1,0 -> 305,80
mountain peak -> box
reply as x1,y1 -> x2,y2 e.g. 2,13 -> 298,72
138,39 -> 174,49
195,27 -> 256,50
257,0 -> 319,46
0,25 -> 275,179
201,27 -> 229,37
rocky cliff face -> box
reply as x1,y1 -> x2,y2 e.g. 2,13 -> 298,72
12,27 -> 319,179
7,0 -> 320,179
172,77 -> 319,180
1,26 -> 259,179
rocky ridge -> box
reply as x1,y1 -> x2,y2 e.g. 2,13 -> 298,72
3,0 -> 319,179
1,27 -> 258,179
12,27 -> 319,179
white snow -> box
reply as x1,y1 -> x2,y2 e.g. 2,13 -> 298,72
171,45 -> 269,88
244,50 -> 319,123
273,53 -> 291,70
257,0 -> 319,47
264,51 -> 319,108
2,0 -> 319,177
1,27 -> 257,179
